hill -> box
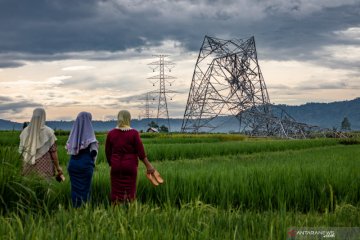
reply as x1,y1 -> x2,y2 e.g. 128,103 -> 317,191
0,118 -> 184,132
0,119 -> 22,130
278,97 -> 360,130
1,98 -> 359,131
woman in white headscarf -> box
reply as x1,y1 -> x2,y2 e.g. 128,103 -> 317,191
66,112 -> 98,208
19,108 -> 64,179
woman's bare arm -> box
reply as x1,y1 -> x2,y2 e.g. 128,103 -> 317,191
140,157 -> 155,174
50,150 -> 63,174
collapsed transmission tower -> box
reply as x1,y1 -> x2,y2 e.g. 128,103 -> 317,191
181,35 -> 312,138
148,55 -> 176,131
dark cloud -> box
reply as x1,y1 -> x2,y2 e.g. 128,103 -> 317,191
269,89 -> 302,96
267,84 -> 291,90
0,0 -> 358,64
102,94 -> 144,103
257,9 -> 360,65
63,75 -> 131,90
50,101 -> 82,107
0,0 -> 145,54
269,79 -> 360,93
0,60 -> 25,68
0,96 -> 42,116
296,80 -> 360,90
0,0 -> 98,21
0,101 -> 41,113
109,88 -> 187,104
0,96 -> 13,101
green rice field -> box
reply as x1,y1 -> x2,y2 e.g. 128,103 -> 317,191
0,130 -> 359,239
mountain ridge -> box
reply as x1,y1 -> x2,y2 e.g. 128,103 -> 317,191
1,98 -> 359,131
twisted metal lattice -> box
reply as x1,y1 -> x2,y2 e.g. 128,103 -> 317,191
181,36 -> 315,138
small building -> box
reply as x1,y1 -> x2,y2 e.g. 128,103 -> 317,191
146,127 -> 159,133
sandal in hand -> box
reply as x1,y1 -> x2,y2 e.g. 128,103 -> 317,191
146,169 -> 164,186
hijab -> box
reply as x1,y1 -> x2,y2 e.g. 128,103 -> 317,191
19,108 -> 57,165
116,110 -> 132,130
66,112 -> 98,155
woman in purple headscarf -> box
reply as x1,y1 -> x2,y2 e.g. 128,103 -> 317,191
66,112 -> 98,208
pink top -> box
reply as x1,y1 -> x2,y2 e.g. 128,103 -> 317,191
105,129 -> 146,166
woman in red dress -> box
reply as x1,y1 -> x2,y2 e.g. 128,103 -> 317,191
105,110 -> 155,203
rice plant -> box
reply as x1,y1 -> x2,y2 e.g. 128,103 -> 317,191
0,131 -> 359,239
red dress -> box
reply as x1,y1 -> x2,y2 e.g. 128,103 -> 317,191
105,128 -> 146,203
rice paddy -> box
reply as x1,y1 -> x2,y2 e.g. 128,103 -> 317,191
0,130 -> 359,239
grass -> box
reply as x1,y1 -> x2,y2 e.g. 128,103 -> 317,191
137,145 -> 360,211
0,131 -> 359,239
0,203 -> 359,240
1,142 -> 359,213
1,131 -> 340,164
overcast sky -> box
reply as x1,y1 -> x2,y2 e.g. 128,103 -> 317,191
0,0 -> 359,122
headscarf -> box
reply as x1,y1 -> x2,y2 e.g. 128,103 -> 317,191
116,110 -> 131,130
66,112 -> 98,155
19,108 -> 57,165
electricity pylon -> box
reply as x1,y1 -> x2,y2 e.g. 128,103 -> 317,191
181,35 -> 313,138
139,91 -> 154,120
148,55 -> 176,132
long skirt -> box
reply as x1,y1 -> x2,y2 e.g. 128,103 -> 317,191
68,151 -> 94,208
110,154 -> 139,203
22,144 -> 56,179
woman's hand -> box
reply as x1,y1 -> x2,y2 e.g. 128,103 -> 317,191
142,157 -> 155,174
146,167 -> 155,174
57,166 -> 63,175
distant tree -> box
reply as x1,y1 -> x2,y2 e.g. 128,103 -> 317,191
147,121 -> 159,129
22,122 -> 29,129
159,125 -> 169,133
341,117 -> 351,131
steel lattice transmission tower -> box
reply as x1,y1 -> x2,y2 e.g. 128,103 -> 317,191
181,35 -> 310,138
144,92 -> 151,120
139,91 -> 154,120
148,55 -> 176,131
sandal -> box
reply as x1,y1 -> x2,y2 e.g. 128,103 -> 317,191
146,170 -> 164,186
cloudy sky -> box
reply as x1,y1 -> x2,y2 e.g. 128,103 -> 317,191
0,0 -> 359,122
